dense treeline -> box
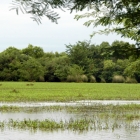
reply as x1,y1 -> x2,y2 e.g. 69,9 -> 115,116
0,41 -> 140,83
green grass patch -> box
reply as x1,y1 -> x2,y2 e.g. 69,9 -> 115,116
0,82 -> 140,102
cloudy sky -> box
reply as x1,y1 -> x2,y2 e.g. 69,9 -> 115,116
0,1 -> 135,53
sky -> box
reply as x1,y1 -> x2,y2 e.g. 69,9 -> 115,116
0,1 -> 135,53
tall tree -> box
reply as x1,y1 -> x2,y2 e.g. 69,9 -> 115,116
75,0 -> 140,47
11,0 -> 140,48
22,44 -> 44,58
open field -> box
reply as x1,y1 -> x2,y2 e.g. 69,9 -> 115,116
1,82 -> 140,140
0,82 -> 140,102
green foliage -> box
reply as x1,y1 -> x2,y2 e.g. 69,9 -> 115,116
66,41 -> 92,73
54,55 -> 70,81
0,40 -> 139,83
124,59 -> 140,82
74,0 -> 140,47
22,44 -> 44,58
10,0 -> 61,24
11,0 -> 140,49
68,64 -> 84,76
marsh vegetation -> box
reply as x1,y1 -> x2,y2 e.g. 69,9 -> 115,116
0,104 -> 140,139
0,82 -> 140,139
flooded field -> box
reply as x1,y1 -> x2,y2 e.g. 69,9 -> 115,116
0,101 -> 140,140
1,128 -> 140,140
1,100 -> 140,107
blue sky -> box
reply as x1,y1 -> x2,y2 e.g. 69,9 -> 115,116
0,1 -> 135,53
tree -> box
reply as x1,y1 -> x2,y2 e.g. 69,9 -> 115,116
101,41 -> 137,61
0,47 -> 22,81
124,59 -> 140,82
19,58 -> 45,81
22,44 -> 44,58
74,0 -> 140,47
66,41 -> 94,75
11,0 -> 140,47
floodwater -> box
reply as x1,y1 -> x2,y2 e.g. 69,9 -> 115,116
0,100 -> 140,107
1,128 -> 140,140
0,101 -> 140,140
0,110 -> 74,122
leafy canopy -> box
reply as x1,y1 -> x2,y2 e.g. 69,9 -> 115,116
11,0 -> 140,45
74,0 -> 140,47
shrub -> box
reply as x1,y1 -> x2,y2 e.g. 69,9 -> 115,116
81,75 -> 88,82
67,75 -> 76,82
38,76 -> 45,82
125,77 -> 138,83
67,75 -> 88,82
75,75 -> 83,82
112,75 -> 125,83
89,75 -> 96,83
100,78 -> 106,83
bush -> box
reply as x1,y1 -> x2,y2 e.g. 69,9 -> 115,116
112,75 -> 125,83
67,75 -> 88,82
81,75 -> 88,82
100,78 -> 106,83
125,77 -> 138,83
75,75 -> 83,82
67,75 -> 76,82
89,75 -> 96,83
38,76 -> 45,82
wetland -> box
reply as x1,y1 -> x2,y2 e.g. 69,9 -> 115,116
0,82 -> 140,139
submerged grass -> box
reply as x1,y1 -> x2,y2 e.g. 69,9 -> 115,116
0,104 -> 140,122
0,82 -> 140,102
1,116 -> 139,132
0,104 -> 140,132
1,104 -> 140,112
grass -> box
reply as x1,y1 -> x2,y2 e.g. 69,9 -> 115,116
0,82 -> 140,102
1,104 -> 140,112
0,104 -> 140,132
1,113 -> 140,131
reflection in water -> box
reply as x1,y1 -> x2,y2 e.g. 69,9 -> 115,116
0,128 -> 140,140
0,100 -> 140,107
0,102 -> 140,140
0,110 -> 74,122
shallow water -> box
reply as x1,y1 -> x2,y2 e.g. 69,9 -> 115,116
0,101 -> 140,140
0,100 -> 140,107
0,110 -> 74,122
0,127 -> 140,140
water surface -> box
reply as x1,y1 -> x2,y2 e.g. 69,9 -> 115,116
0,101 -> 140,140
1,100 -> 140,107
